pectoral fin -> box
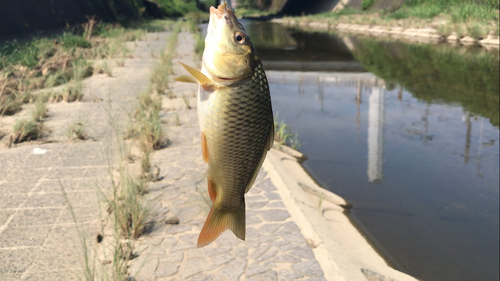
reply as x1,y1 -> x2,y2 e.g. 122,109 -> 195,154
177,61 -> 215,90
174,75 -> 198,84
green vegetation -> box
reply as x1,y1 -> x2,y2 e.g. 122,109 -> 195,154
274,113 -> 302,150
10,118 -> 42,143
151,22 -> 181,95
156,0 -> 208,17
286,0 -> 499,38
31,97 -> 48,122
362,0 -> 376,10
350,38 -> 499,126
68,121 -> 88,140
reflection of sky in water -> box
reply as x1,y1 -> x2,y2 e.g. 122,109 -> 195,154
268,71 -> 499,281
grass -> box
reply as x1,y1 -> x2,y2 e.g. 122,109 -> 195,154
0,18 -> 164,116
10,118 -> 42,144
150,22 -> 181,95
274,113 -> 302,150
186,20 -> 205,56
96,62 -> 113,77
31,97 -> 48,122
68,121 -> 88,140
284,0 -> 499,38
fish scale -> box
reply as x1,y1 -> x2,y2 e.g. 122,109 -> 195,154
203,63 -> 273,211
174,2 -> 274,247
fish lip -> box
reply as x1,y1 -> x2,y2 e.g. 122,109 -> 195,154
209,6 -> 223,20
209,2 -> 235,21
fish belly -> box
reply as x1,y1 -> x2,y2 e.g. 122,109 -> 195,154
202,70 -> 273,211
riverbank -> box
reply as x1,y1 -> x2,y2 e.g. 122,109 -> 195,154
263,144 -> 419,280
271,17 -> 499,48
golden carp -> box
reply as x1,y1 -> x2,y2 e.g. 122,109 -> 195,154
175,2 -> 274,247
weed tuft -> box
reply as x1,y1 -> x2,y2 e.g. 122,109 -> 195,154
11,119 -> 42,144
31,97 -> 48,122
68,121 -> 88,140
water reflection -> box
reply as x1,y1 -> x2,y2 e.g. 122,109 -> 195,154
367,88 -> 385,183
242,20 -> 499,281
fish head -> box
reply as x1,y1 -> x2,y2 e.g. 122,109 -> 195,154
204,2 -> 255,81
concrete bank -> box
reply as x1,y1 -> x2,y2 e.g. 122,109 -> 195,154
271,18 -> 500,48
263,146 -> 419,281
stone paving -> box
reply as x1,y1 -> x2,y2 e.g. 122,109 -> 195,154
0,30 -> 328,280
0,32 -> 170,280
129,32 -> 327,281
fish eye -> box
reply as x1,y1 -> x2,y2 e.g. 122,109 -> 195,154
235,32 -> 245,43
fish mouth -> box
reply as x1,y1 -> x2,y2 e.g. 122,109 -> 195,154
209,2 -> 234,20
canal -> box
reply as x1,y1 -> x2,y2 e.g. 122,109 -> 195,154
241,21 -> 499,281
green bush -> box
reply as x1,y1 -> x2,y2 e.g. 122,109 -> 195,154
362,0 -> 376,10
59,34 -> 92,49
156,0 -> 200,17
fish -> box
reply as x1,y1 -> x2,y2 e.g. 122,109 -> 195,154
175,2 -> 274,248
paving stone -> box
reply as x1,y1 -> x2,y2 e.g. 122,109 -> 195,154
0,194 -> 27,209
186,273 -> 218,281
180,257 -> 212,279
291,259 -> 324,277
245,263 -> 271,277
162,251 -> 184,263
187,248 -> 205,259
130,255 -> 159,280
179,233 -> 199,243
217,258 -> 247,281
203,245 -> 231,257
29,246 -> 80,272
257,209 -> 291,222
165,224 -> 192,234
247,200 -> 268,209
0,225 -> 52,248
272,253 -> 301,263
212,252 -> 235,266
264,192 -> 282,200
256,170 -> 267,181
301,277 -> 328,281
249,244 -> 271,259
247,212 -> 263,225
289,246 -> 315,259
265,201 -> 285,208
232,244 -> 249,257
0,248 -> 39,274
256,178 -> 277,192
277,269 -> 303,280
171,241 -> 196,251
255,247 -> 279,263
157,263 -> 179,277
246,270 -> 278,281
9,208 -> 60,226
258,223 -> 282,235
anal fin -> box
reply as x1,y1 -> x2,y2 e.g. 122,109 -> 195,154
207,178 -> 216,203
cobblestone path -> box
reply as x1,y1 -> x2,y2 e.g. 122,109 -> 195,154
129,32 -> 327,281
0,32 -> 170,280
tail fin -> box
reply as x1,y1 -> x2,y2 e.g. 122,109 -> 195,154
197,203 -> 246,248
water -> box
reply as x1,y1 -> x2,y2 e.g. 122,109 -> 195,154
239,21 -> 499,280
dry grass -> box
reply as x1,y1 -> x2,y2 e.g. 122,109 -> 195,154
151,22 -> 181,95
67,121 -> 88,140
10,118 -> 42,144
31,96 -> 48,122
